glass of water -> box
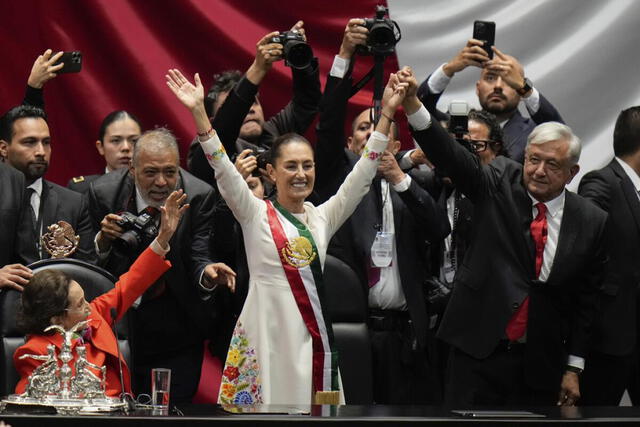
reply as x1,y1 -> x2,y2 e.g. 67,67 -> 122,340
151,368 -> 171,411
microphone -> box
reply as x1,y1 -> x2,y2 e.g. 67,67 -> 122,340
110,307 -> 135,412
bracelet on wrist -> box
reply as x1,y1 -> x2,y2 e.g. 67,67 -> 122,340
197,127 -> 214,138
381,111 -> 396,123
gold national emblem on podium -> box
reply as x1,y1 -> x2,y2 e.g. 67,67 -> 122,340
41,221 -> 80,258
282,236 -> 316,268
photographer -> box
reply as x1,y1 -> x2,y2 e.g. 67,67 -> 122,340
417,38 -> 564,163
187,21 -> 321,185
314,16 -> 449,404
88,128 -> 235,404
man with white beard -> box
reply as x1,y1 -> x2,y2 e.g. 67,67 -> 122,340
88,127 -> 235,404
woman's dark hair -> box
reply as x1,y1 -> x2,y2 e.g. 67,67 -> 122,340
18,270 -> 72,335
269,133 -> 313,165
98,110 -> 142,142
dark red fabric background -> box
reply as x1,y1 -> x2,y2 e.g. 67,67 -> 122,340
0,0 -> 404,185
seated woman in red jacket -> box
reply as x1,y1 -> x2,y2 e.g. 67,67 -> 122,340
14,190 -> 189,397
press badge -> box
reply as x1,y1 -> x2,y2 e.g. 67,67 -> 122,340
371,232 -> 393,267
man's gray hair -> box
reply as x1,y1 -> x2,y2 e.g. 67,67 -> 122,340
526,121 -> 581,165
132,127 -> 180,166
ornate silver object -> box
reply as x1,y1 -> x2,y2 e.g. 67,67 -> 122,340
41,220 -> 80,258
1,320 -> 125,414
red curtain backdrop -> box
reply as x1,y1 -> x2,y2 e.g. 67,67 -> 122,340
0,0 -> 402,185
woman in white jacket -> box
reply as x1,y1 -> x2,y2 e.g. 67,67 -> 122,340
166,67 -> 408,406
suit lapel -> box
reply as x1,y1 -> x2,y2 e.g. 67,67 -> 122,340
611,160 -> 640,235
546,192 -> 579,283
514,181 -> 536,277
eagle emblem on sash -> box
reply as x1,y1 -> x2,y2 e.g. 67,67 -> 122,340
282,236 -> 317,268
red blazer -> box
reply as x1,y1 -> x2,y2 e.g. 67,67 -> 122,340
14,246 -> 171,397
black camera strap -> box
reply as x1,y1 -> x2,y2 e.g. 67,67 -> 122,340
349,55 -> 387,125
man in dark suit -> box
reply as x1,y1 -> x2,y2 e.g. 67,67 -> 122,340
314,20 -> 450,404
88,127 -> 235,404
578,106 -> 640,405
399,68 -> 607,407
0,162 -> 33,291
417,38 -> 563,163
0,105 -> 95,263
188,21 -> 321,183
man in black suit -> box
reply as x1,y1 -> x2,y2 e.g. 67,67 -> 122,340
188,21 -> 321,184
0,162 -> 33,291
314,20 -> 450,404
417,38 -> 563,163
578,106 -> 640,405
399,68 -> 606,407
0,105 -> 95,263
88,127 -> 235,404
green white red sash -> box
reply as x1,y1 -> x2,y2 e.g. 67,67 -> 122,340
265,200 -> 339,396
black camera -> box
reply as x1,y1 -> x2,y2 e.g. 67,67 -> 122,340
358,5 -> 401,56
249,148 -> 271,177
113,211 -> 159,253
270,31 -> 313,70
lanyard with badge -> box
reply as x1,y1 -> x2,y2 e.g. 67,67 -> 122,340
371,181 -> 393,268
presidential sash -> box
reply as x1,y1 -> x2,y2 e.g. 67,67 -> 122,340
265,200 -> 339,400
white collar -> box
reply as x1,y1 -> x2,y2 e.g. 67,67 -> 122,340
135,187 -> 150,213
528,189 -> 565,218
615,157 -> 640,192
27,177 -> 43,197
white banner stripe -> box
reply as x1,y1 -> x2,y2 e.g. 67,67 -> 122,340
274,209 -> 333,391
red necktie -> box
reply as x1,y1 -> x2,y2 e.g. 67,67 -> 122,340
506,202 -> 547,341
368,265 -> 381,288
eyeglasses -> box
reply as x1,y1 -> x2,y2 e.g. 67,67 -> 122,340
469,139 -> 500,153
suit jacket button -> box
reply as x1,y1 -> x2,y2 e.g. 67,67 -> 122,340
512,302 -> 519,310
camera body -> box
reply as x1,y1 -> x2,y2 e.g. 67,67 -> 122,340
358,5 -> 401,56
270,31 -> 313,70
448,100 -> 476,154
250,148 -> 271,177
113,211 -> 159,253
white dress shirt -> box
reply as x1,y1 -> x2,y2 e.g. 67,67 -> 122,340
427,63 -> 542,118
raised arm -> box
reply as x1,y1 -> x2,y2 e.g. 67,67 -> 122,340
166,69 -> 263,227
314,18 -> 367,202
319,72 -> 406,235
400,67 -> 493,203
186,29 -> 284,182
22,49 -> 64,108
91,190 -> 188,322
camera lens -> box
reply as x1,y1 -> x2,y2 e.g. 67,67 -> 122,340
368,24 -> 396,53
113,230 -> 142,253
285,41 -> 313,70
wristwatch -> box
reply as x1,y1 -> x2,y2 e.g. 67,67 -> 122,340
565,365 -> 583,376
516,77 -> 533,96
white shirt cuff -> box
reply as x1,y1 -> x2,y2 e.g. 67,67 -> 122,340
567,355 -> 585,371
199,269 -> 218,293
523,87 -> 541,115
391,174 -> 412,192
427,63 -> 452,94
398,150 -> 416,169
94,231 -> 111,260
330,55 -> 350,79
407,105 -> 432,131
149,238 -> 170,256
